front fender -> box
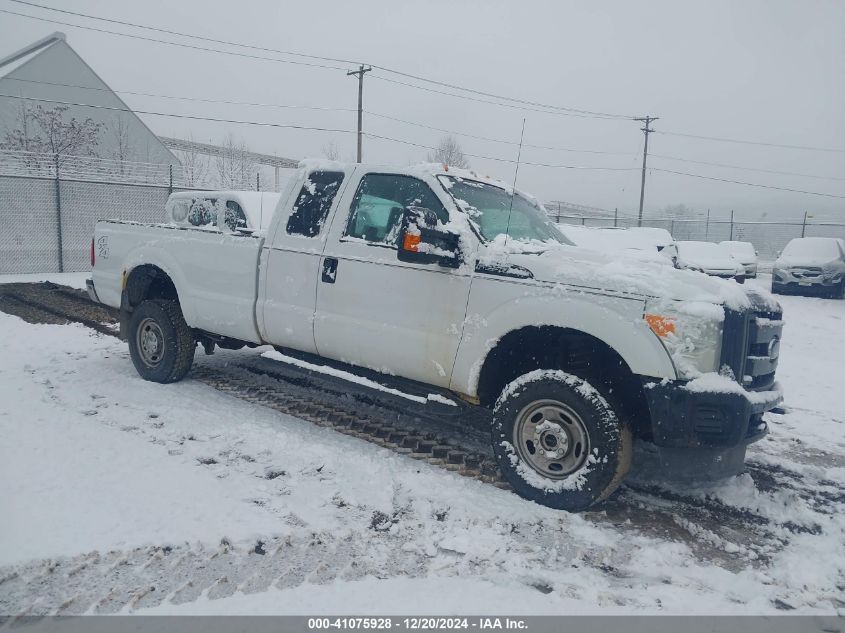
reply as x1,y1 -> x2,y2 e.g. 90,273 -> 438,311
450,284 -> 677,396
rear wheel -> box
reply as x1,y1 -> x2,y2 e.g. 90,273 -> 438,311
128,299 -> 196,383
492,370 -> 631,512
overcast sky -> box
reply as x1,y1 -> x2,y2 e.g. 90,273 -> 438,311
1,0 -> 843,220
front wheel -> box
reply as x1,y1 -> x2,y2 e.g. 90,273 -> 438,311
492,370 -> 631,511
128,299 -> 196,383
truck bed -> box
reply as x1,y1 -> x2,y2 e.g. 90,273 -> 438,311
91,221 -> 265,344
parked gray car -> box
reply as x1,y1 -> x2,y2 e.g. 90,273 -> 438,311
772,237 -> 845,298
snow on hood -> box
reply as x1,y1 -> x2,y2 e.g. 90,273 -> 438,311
776,254 -> 842,268
482,237 -> 757,310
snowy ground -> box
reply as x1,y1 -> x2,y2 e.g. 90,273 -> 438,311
0,272 -> 90,290
0,274 -> 843,615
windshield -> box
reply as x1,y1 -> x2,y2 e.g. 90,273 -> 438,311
678,241 -> 728,259
782,238 -> 842,260
438,176 -> 571,245
719,241 -> 755,258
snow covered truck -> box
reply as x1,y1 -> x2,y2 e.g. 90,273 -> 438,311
87,161 -> 784,511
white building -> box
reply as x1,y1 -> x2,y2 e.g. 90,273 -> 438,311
0,32 -> 178,168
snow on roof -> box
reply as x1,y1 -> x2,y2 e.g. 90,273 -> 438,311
297,159 -> 529,201
0,32 -> 65,79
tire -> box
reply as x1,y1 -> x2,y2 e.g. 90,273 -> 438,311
128,299 -> 196,383
492,370 -> 632,512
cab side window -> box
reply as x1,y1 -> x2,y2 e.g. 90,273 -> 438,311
345,174 -> 447,246
223,200 -> 248,232
286,171 -> 345,237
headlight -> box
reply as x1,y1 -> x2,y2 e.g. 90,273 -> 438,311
645,301 -> 724,379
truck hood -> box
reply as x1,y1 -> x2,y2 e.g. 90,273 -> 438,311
482,242 -> 760,310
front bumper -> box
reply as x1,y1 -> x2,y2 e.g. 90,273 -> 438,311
773,268 -> 842,292
642,378 -> 782,449
86,278 -> 100,303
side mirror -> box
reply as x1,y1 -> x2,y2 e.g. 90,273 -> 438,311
397,206 -> 462,269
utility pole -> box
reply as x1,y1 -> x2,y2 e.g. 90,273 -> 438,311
729,209 -> 735,240
634,115 -> 658,227
347,65 -> 372,163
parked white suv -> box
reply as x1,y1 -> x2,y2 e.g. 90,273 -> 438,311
719,241 -> 758,278
88,161 -> 783,511
772,237 -> 845,298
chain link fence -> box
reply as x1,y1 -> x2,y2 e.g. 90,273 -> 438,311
0,149 -> 280,274
548,211 -> 845,262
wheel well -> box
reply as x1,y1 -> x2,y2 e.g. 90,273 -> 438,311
125,265 -> 179,309
475,326 -> 652,440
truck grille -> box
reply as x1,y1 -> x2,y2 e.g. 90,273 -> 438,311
721,304 -> 783,392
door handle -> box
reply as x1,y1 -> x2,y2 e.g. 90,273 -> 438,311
321,257 -> 338,284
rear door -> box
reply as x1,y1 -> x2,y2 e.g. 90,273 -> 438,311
259,169 -> 349,353
314,171 -> 473,388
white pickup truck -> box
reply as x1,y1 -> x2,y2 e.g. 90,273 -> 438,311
88,160 -> 784,511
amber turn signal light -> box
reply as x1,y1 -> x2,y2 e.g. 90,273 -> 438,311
645,314 -> 676,337
403,233 -> 421,252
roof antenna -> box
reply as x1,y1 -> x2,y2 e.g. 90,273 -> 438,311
503,118 -> 526,250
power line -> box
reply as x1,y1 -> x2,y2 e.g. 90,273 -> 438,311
364,109 -> 635,154
1,76 -> 358,113
2,92 -> 634,170
7,0 -> 635,120
656,130 -> 845,154
1,76 -> 637,152
368,74 -> 624,120
650,153 -> 845,182
0,93 -> 356,134
651,168 -> 845,199
0,8 -> 351,72
5,92 -> 842,198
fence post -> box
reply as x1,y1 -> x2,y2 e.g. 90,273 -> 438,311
705,208 -> 710,241
614,208 -> 618,227
54,153 -> 64,273
729,209 -> 734,240
581,217 -> 586,226
801,211 -> 808,237
168,164 -> 173,195
670,219 -> 675,236
256,172 -> 260,191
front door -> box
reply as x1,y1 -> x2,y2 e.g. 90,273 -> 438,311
315,172 -> 472,388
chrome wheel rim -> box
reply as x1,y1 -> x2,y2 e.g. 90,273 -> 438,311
136,318 -> 165,367
513,399 -> 590,478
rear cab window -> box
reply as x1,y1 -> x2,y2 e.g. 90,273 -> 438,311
286,171 -> 345,237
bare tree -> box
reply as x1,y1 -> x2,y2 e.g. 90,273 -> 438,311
1,104 -> 102,171
426,135 -> 469,168
175,133 -> 209,188
106,115 -> 135,176
322,140 -> 341,161
215,134 -> 256,189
